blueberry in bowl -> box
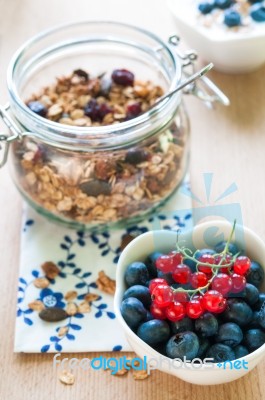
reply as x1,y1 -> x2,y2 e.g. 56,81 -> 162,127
114,220 -> 265,385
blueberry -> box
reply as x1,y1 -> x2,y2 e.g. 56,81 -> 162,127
250,4 -> 265,22
84,99 -> 112,122
215,323 -> 243,347
125,149 -> 149,165
145,311 -> 154,322
198,2 -> 215,14
157,270 -> 175,285
215,0 -> 233,9
244,283 -> 260,305
234,345 -> 249,359
247,311 -> 261,329
123,285 -> 152,308
244,329 -> 265,352
214,241 -> 238,256
137,320 -> 170,345
222,299 -> 253,327
145,252 -> 162,278
224,10 -> 242,27
125,262 -> 149,287
257,304 -> 265,329
206,343 -> 235,363
197,337 -> 211,359
166,332 -> 199,360
195,313 -> 219,337
170,316 -> 194,334
183,258 -> 197,273
121,298 -> 147,330
246,261 -> 264,288
252,292 -> 265,311
27,101 -> 47,117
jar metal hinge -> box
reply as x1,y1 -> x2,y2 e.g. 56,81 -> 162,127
168,35 -> 230,108
0,104 -> 24,168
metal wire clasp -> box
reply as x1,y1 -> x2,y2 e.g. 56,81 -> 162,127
168,35 -> 230,108
0,104 -> 24,168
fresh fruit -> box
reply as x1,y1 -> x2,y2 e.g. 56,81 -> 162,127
112,69 -> 134,86
197,337 -> 211,358
234,256 -> 251,276
243,283 -> 260,305
125,262 -> 149,287
257,305 -> 265,329
150,303 -> 167,320
224,10 -> 242,27
165,302 -> 185,322
211,273 -> 233,295
246,261 -> 264,288
215,0 -> 233,9
234,345 -> 249,359
202,290 -> 227,313
250,4 -> 265,22
156,254 -> 175,273
172,264 -> 191,284
120,298 -> 147,330
198,254 -> 215,275
206,343 -> 235,363
173,291 -> 189,305
123,285 -> 152,307
137,320 -> 170,345
145,252 -> 162,278
152,284 -> 174,307
198,2 -> 215,14
27,101 -> 47,117
215,241 -> 238,255
195,312 -> 219,337
252,292 -> 265,311
149,278 -> 168,294
244,329 -> 265,352
186,299 -> 204,319
230,273 -> 246,293
222,299 -> 253,327
166,332 -> 199,360
157,270 -> 175,285
190,272 -> 208,289
215,323 -> 243,347
170,316 -> 194,334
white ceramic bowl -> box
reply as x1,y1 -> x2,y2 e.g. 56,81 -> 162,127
167,0 -> 265,73
114,221 -> 265,385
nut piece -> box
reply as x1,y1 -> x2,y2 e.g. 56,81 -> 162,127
66,302 -> 78,316
64,290 -> 78,301
59,370 -> 75,385
96,271 -> 116,295
58,326 -> 69,337
28,300 -> 45,312
84,293 -> 100,303
41,261 -> 60,279
132,369 -> 149,380
78,301 -> 91,313
33,277 -> 50,289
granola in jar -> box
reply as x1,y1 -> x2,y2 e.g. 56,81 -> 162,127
12,67 -> 188,229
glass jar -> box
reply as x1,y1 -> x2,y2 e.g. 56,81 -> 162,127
0,22 -> 226,231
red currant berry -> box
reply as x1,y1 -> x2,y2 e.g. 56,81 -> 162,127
211,273 -> 233,296
156,255 -> 174,273
190,272 -> 208,289
230,273 -> 246,293
172,264 -> 191,284
152,284 -> 174,307
233,256 -> 251,276
173,291 -> 189,305
165,302 -> 186,322
168,251 -> 183,267
186,299 -> 204,319
202,290 -> 227,313
150,302 -> 166,320
198,254 -> 215,275
215,254 -> 233,273
149,278 -> 168,294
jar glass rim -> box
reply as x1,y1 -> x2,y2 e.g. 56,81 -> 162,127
7,20 -> 182,146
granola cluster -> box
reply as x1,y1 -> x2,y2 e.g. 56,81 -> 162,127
14,68 -> 187,227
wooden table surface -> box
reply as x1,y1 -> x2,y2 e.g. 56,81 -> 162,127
1,0 -> 265,399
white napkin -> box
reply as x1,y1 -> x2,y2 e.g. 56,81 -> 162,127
15,178 -> 193,353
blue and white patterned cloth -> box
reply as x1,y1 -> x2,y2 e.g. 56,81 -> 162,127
15,178 -> 193,353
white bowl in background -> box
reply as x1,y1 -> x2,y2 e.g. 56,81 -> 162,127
167,0 -> 265,73
114,221 -> 265,385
